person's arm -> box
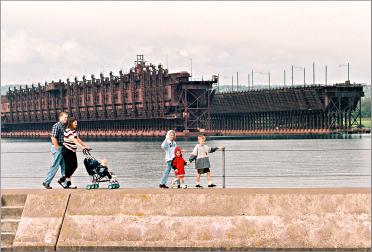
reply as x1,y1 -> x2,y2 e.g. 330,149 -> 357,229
71,136 -> 86,149
161,139 -> 168,150
51,137 -> 59,150
208,145 -> 225,153
171,158 -> 177,170
76,136 -> 89,149
188,145 -> 198,163
208,146 -> 219,153
50,124 -> 60,149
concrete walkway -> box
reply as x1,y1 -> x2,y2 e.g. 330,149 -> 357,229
1,188 -> 370,251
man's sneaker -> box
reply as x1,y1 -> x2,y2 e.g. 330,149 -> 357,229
195,184 -> 203,188
42,182 -> 52,189
208,183 -> 217,187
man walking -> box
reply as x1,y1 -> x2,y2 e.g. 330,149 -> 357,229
42,112 -> 68,189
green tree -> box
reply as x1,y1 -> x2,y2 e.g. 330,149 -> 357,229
361,97 -> 371,118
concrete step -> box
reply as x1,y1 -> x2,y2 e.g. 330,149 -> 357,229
1,194 -> 27,207
1,219 -> 20,233
1,232 -> 16,249
1,206 -> 24,219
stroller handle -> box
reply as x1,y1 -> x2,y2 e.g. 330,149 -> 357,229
83,148 -> 93,156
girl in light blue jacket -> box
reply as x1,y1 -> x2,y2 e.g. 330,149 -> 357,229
160,130 -> 180,188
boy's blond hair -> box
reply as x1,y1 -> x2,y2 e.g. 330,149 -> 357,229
197,134 -> 206,140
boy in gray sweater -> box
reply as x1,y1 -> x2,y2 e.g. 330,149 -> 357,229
188,134 -> 224,188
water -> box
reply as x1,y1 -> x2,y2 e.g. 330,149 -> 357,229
1,135 -> 371,189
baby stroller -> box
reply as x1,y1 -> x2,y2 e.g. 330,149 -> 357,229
83,149 -> 120,189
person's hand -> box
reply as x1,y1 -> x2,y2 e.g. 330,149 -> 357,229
54,145 -> 60,150
186,161 -> 190,165
218,145 -> 225,150
175,169 -> 178,173
84,146 -> 91,150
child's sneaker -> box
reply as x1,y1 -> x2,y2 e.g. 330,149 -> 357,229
208,183 -> 216,187
169,180 -> 177,188
195,184 -> 203,188
182,184 -> 187,189
177,184 -> 181,189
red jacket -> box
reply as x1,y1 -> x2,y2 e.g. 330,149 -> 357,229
171,146 -> 186,175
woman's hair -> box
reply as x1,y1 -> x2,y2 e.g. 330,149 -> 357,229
67,117 -> 77,130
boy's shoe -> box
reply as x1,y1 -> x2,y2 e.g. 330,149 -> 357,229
182,185 -> 188,189
195,184 -> 203,188
177,185 -> 181,189
42,182 -> 52,189
208,183 -> 217,187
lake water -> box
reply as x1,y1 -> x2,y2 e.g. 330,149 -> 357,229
1,135 -> 371,189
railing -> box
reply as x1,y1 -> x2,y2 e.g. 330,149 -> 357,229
1,147 -> 371,188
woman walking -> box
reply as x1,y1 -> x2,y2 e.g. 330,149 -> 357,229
59,117 -> 90,189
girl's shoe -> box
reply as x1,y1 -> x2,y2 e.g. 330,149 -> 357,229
182,185 -> 187,189
208,183 -> 216,187
195,184 -> 203,188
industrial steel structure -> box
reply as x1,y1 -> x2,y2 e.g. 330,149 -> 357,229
211,83 -> 364,131
1,56 -> 365,137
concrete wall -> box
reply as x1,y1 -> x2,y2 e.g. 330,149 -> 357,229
2,188 -> 370,251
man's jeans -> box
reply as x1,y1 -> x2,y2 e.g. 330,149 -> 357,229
160,160 -> 180,186
43,146 -> 65,185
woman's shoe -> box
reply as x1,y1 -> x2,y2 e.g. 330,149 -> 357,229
57,177 -> 66,188
65,181 -> 77,189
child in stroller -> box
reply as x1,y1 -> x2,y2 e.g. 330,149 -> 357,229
83,149 -> 120,189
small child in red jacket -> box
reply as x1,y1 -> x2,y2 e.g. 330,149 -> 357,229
170,146 -> 188,189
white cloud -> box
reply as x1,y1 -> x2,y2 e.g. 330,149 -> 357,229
1,1 -> 370,85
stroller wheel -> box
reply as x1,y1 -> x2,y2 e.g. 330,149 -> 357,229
86,184 -> 99,190
108,184 -> 119,189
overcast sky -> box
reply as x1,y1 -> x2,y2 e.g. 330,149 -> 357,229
1,1 -> 371,86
